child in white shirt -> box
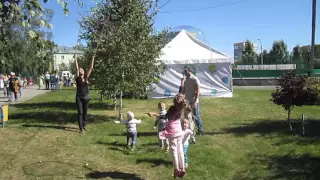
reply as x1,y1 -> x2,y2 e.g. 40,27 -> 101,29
148,102 -> 169,151
182,119 -> 193,169
114,111 -> 141,150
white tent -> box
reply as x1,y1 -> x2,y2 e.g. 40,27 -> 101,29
149,29 -> 233,99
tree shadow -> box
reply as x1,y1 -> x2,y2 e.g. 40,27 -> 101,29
86,171 -> 144,180
109,132 -> 157,137
236,153 -> 320,180
21,124 -> 79,132
96,141 -> 125,148
203,131 -> 227,136
224,119 -> 320,138
136,158 -> 171,167
266,154 -> 320,180
13,101 -> 116,111
10,111 -> 115,124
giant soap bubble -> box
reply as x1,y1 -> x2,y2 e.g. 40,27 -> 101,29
169,25 -> 210,46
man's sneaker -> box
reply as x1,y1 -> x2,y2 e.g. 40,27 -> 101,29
185,163 -> 188,169
198,131 -> 204,136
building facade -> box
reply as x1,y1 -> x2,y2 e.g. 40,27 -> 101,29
53,46 -> 83,71
234,42 -> 258,62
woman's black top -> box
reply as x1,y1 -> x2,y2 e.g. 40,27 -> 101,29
76,76 -> 89,98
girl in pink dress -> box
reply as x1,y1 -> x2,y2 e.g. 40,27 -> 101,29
159,93 -> 188,178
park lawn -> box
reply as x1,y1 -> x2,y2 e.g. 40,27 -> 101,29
0,89 -> 320,180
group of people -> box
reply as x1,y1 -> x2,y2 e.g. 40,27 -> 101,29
73,53 -> 203,178
2,72 -> 29,102
43,72 -> 61,91
115,67 -> 203,178
41,72 -> 75,91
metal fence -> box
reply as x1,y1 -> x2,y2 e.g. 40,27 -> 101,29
233,64 -> 296,70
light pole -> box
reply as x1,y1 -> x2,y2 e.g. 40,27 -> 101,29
258,39 -> 263,65
310,0 -> 317,72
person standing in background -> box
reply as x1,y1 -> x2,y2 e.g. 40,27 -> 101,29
45,72 -> 50,90
182,66 -> 204,136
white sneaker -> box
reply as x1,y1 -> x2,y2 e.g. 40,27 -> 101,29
185,163 -> 188,169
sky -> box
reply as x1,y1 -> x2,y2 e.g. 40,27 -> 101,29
45,0 -> 320,57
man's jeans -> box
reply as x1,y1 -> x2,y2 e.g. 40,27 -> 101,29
193,103 -> 203,133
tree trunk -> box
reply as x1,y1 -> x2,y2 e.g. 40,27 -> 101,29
113,94 -> 117,110
119,90 -> 123,120
288,109 -> 293,131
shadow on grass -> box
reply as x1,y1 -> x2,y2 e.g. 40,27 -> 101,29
13,101 -> 116,111
238,153 -> 320,180
23,161 -> 87,178
136,158 -> 171,167
224,119 -> 320,138
21,124 -> 79,132
86,171 -> 144,180
97,141 -> 125,148
98,141 -> 160,155
204,131 -> 227,136
10,111 -> 115,124
267,154 -> 320,180
109,132 -> 157,137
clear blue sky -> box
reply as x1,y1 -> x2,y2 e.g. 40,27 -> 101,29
45,0 -> 319,57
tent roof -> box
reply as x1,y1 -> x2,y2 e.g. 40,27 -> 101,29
158,29 -> 232,64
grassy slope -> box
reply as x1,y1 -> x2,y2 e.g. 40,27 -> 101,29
0,89 -> 319,180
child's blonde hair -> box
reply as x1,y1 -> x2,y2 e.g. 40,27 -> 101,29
157,102 -> 166,111
127,111 -> 134,120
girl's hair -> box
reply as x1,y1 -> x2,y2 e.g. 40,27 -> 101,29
173,93 -> 188,111
166,94 -> 190,121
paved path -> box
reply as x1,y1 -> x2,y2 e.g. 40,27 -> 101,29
0,85 -> 49,105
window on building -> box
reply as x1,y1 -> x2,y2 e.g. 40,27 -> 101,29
61,56 -> 64,60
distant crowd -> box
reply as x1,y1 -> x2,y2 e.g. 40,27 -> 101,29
38,72 -> 75,91
1,72 -> 32,102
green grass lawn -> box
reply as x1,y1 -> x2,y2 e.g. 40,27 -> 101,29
1,89 -> 320,180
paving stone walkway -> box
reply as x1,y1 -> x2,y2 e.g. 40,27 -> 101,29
0,85 -> 49,105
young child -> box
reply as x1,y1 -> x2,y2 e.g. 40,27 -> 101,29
159,93 -> 188,179
114,111 -> 141,150
182,119 -> 193,169
148,102 -> 169,151
182,107 -> 196,144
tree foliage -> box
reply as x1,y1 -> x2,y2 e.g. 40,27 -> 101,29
240,40 -> 258,65
236,40 -> 294,65
268,40 -> 289,64
80,0 -> 167,98
270,70 -> 319,130
0,7 -> 55,77
292,44 -> 320,70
